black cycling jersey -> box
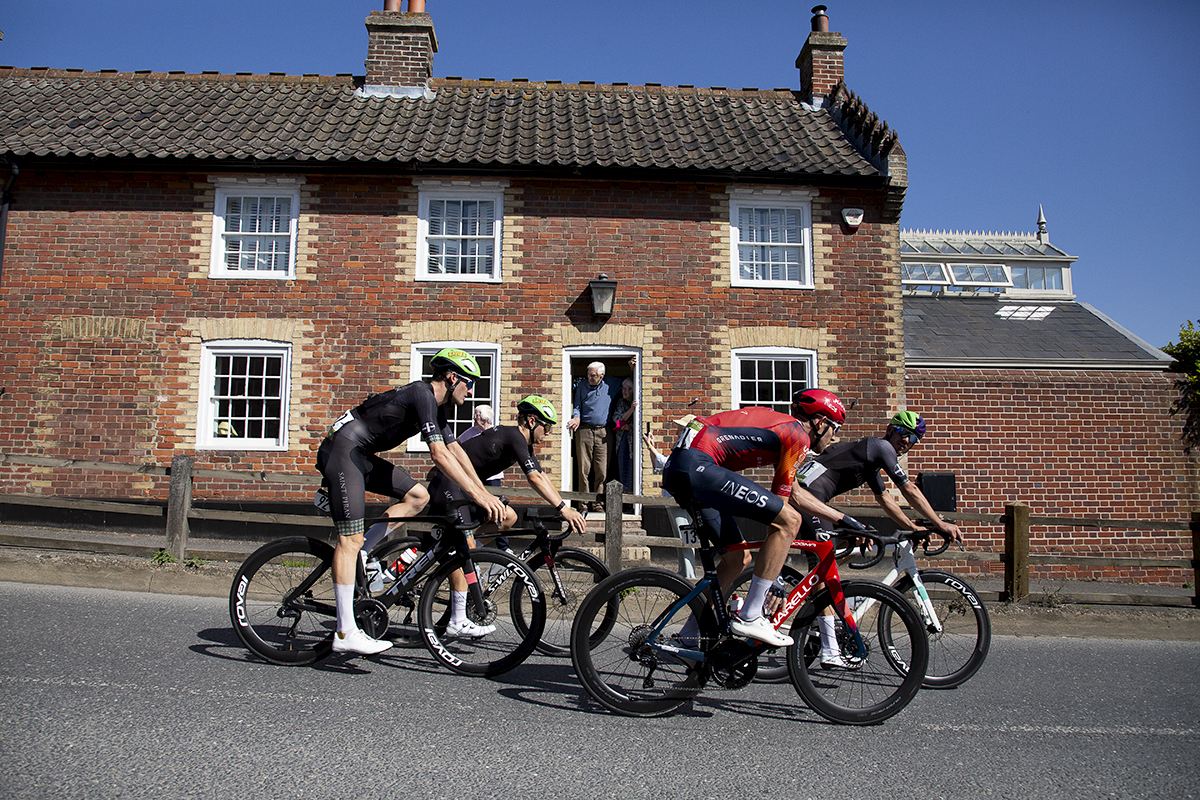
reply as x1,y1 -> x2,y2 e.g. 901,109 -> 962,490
426,426 -> 542,521
797,436 -> 908,503
328,380 -> 455,453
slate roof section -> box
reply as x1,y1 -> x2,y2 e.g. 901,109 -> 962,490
0,69 -> 882,178
904,297 -> 1172,370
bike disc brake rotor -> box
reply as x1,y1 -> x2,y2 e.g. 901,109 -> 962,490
354,598 -> 390,639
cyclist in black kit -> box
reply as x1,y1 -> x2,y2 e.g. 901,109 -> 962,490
317,348 -> 506,656
423,395 -> 587,636
796,409 -> 962,666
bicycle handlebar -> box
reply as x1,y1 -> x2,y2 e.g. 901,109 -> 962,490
835,521 -> 955,569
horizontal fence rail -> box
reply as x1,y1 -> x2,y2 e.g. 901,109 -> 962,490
0,451 -> 1195,606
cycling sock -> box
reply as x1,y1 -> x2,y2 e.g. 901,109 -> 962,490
739,576 -> 772,622
362,521 -> 389,553
818,614 -> 837,654
335,582 -> 357,634
450,589 -> 467,624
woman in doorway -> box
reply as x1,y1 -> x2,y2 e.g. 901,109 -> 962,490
611,377 -> 637,492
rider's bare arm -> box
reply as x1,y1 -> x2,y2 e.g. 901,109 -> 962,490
898,481 -> 963,543
525,470 -> 586,534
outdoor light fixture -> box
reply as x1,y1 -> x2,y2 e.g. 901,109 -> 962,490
589,273 -> 617,317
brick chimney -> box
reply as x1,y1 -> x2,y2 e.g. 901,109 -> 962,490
363,2 -> 439,95
796,5 -> 847,106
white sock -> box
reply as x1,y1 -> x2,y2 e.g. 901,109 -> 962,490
362,522 -> 390,554
739,576 -> 772,622
818,614 -> 838,654
451,589 -> 467,624
335,583 -> 357,634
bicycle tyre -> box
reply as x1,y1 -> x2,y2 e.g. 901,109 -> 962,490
366,536 -> 426,642
884,569 -> 991,689
786,579 -> 928,725
229,537 -> 336,666
727,563 -> 810,684
570,567 -> 715,718
518,546 -> 611,656
417,549 -> 546,677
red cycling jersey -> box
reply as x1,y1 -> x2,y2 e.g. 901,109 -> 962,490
687,407 -> 812,496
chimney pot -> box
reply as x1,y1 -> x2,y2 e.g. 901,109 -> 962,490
384,0 -> 401,10
408,0 -> 425,11
811,5 -> 829,32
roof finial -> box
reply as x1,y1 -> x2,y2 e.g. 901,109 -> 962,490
1037,204 -> 1048,244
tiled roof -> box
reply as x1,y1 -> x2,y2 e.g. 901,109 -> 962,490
0,69 -> 881,177
901,229 -> 1073,260
904,297 -> 1171,369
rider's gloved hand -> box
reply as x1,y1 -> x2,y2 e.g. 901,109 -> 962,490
839,515 -> 867,533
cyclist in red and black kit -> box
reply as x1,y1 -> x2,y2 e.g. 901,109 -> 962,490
423,395 -> 588,636
316,348 -> 506,656
662,389 -> 867,648
795,409 -> 963,666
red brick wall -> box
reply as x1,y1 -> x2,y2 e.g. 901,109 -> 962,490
903,368 -> 1196,586
0,168 -> 901,507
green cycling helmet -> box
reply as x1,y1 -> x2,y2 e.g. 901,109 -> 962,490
517,395 -> 558,425
889,410 -> 926,439
429,348 -> 482,380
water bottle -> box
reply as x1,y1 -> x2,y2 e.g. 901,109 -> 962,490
380,546 -> 419,585
762,576 -> 788,617
727,593 -> 743,615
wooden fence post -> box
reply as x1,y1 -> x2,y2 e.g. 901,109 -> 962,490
604,480 -> 624,574
1192,511 -> 1199,609
165,454 -> 194,560
1004,501 -> 1030,602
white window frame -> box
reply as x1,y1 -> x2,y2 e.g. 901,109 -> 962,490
728,189 -> 816,290
948,263 -> 1012,290
406,341 -> 501,452
901,261 -> 951,287
1006,265 -> 1073,298
209,181 -> 301,280
198,339 -> 291,451
731,346 -> 818,412
416,188 -> 505,283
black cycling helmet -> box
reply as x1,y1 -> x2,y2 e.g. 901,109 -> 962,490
517,395 -> 558,425
429,348 -> 482,380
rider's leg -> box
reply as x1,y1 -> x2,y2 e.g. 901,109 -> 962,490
738,503 -> 802,622
363,483 -> 430,553
450,505 -> 517,592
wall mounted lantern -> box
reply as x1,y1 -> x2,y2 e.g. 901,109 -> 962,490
589,273 -> 617,317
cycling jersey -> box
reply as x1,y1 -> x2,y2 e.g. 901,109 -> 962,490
662,407 -> 812,548
797,437 -> 908,503
427,426 -> 543,521
316,381 -> 456,523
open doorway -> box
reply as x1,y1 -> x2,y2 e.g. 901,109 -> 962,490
561,346 -> 641,511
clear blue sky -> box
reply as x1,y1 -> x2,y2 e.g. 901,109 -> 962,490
4,0 -> 1197,349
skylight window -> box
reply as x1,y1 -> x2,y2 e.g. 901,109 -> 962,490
901,262 -> 949,285
950,264 -> 1011,287
996,305 -> 1056,321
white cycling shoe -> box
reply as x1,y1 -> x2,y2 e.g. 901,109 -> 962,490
445,619 -> 496,638
820,651 -> 860,669
730,614 -> 793,648
332,629 -> 393,656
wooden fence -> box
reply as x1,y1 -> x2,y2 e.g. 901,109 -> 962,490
1,451 -> 1196,606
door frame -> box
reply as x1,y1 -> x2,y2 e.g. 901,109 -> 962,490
560,345 -> 642,501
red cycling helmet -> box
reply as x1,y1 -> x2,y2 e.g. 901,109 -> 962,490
791,389 -> 847,425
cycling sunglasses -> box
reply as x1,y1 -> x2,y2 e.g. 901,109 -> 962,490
898,429 -> 921,445
452,372 -> 475,391
820,417 -> 841,435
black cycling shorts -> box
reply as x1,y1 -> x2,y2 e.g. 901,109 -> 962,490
662,448 -> 785,550
316,437 -> 419,523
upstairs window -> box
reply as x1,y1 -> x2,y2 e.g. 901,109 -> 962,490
417,189 -> 504,282
733,347 -> 816,414
210,184 -> 300,279
729,191 -> 814,289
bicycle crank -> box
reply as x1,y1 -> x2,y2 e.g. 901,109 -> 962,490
354,597 -> 390,639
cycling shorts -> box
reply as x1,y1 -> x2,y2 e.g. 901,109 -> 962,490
662,448 -> 785,550
425,471 -> 487,528
316,436 -> 419,524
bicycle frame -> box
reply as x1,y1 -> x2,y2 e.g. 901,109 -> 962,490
854,538 -> 943,635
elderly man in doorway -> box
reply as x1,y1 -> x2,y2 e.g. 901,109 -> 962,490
566,357 -> 635,512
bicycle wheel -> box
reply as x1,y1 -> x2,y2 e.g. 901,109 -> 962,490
728,563 -> 810,684
417,549 -> 546,677
518,546 -> 611,656
366,536 -> 425,644
885,569 -> 991,689
229,537 -> 336,666
786,579 -> 928,725
570,567 -> 715,718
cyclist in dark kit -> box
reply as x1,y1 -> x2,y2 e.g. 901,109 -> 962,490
421,395 -> 587,636
316,348 -> 505,656
662,389 -> 867,648
796,409 -> 963,666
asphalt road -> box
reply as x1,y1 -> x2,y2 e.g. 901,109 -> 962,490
1,581 -> 1197,800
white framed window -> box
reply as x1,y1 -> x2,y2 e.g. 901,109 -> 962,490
407,341 -> 501,451
209,183 -> 300,279
901,261 -> 951,286
732,346 -> 817,413
949,263 -> 1011,290
198,340 -> 291,451
729,190 -> 814,289
1010,266 -> 1064,291
417,189 -> 504,282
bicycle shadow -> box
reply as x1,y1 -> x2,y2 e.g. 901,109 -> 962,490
190,626 -> 377,675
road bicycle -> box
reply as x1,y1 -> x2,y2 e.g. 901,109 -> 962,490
229,500 -> 546,677
729,524 -> 990,689
482,506 -> 612,656
569,507 -> 929,725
